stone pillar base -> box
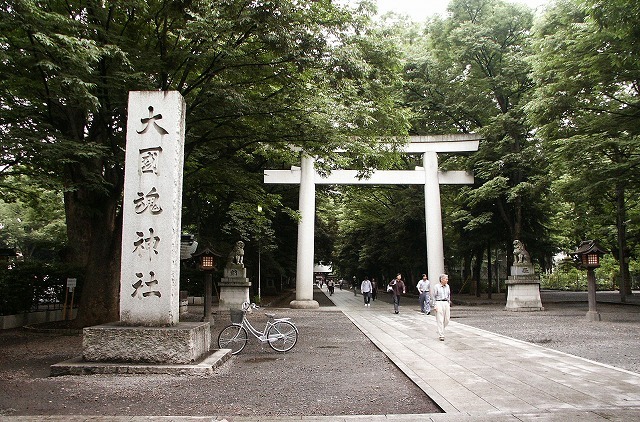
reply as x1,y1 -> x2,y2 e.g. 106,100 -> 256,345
505,280 -> 544,311
82,322 -> 210,364
586,310 -> 601,321
505,264 -> 543,312
219,278 -> 251,310
290,299 -> 319,309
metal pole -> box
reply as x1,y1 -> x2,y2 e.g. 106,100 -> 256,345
586,268 -> 601,321
258,239 -> 261,303
204,272 -> 213,323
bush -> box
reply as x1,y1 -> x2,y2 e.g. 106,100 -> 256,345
541,255 -> 616,291
0,261 -> 83,315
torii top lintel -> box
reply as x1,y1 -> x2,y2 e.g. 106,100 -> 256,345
402,134 -> 480,152
263,134 -> 481,185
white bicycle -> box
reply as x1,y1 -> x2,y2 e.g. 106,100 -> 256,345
217,302 -> 299,355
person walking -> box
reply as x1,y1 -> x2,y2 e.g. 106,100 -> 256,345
417,274 -> 431,314
352,276 -> 358,296
370,278 -> 378,301
388,273 -> 406,314
361,277 -> 372,306
432,274 -> 451,341
327,278 -> 335,296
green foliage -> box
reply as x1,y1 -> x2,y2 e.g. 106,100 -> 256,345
178,263 -> 209,298
528,0 -> 640,292
0,0 -> 411,324
0,176 -> 67,259
540,254 -> 618,291
0,261 -> 83,315
400,0 -> 552,269
332,183 -> 426,281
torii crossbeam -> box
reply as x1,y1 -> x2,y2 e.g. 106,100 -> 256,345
264,134 -> 481,308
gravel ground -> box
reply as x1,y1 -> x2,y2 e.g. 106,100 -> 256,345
451,293 -> 640,374
0,289 -> 638,417
0,291 -> 439,417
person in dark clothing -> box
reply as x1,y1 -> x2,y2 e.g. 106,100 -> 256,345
388,273 -> 406,314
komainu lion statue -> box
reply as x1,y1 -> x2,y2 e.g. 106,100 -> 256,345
513,240 -> 531,264
227,241 -> 245,266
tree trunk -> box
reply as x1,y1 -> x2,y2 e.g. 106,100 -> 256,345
473,247 -> 483,297
463,253 -> 473,295
487,240 -> 492,299
616,184 -> 632,301
64,180 -> 122,328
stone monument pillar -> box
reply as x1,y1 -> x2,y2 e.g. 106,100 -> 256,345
219,241 -> 252,309
80,91 -> 211,365
505,240 -> 544,311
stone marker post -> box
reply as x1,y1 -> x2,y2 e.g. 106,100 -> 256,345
219,241 -> 251,310
119,91 -> 185,326
79,91 -> 211,367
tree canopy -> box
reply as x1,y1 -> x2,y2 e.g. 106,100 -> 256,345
1,0 -> 639,324
0,0 -> 408,325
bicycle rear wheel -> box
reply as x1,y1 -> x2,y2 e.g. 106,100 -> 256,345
267,321 -> 298,352
218,324 -> 248,354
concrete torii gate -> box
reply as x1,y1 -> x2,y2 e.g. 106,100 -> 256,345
264,134 -> 481,308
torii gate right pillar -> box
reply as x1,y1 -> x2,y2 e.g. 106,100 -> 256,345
424,151 -> 445,285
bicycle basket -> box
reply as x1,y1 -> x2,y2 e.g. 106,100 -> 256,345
230,309 -> 244,324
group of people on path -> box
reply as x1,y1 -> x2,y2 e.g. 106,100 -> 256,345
352,272 -> 452,341
388,272 -> 451,340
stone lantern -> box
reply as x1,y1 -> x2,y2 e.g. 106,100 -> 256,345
572,240 -> 607,321
192,247 -> 222,323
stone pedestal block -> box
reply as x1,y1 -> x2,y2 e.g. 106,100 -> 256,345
219,278 -> 251,310
290,299 -> 319,309
505,264 -> 544,312
83,322 -> 210,364
224,264 -> 247,279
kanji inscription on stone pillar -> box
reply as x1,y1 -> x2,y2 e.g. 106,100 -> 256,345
120,91 -> 185,326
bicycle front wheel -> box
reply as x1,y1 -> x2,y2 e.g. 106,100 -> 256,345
267,321 -> 298,352
218,324 -> 248,354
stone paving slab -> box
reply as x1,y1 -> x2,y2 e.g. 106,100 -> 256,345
328,288 -> 640,419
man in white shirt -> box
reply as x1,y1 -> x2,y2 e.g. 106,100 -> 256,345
361,277 -> 372,306
432,274 -> 450,341
417,274 -> 431,314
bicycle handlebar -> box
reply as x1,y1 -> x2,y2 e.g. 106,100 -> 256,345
241,301 -> 260,312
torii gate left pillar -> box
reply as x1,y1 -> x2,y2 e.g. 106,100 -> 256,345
292,154 -> 318,308
265,135 -> 480,308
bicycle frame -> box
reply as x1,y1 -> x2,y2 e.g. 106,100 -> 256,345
218,302 -> 299,354
240,313 -> 274,342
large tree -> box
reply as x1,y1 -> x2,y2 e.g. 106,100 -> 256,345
0,0 -> 407,326
528,0 -> 640,300
402,0 -> 552,284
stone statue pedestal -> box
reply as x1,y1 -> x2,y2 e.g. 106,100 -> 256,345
219,264 -> 251,310
505,263 -> 544,311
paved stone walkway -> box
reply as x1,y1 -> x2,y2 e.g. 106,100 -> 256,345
327,287 -> 640,421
